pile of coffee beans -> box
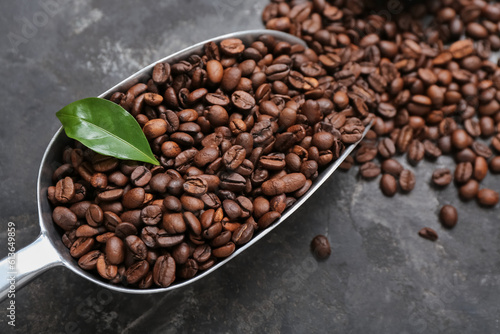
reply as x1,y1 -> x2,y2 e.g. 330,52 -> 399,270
49,34 -> 368,288
263,0 -> 500,240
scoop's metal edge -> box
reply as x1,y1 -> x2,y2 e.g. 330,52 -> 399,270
37,29 -> 367,294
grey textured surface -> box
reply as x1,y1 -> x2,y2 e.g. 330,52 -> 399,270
0,1 -> 499,333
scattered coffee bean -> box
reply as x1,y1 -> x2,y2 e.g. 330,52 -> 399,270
418,228 -> 438,241
310,235 -> 331,260
432,168 -> 453,187
380,174 -> 397,197
439,205 -> 458,228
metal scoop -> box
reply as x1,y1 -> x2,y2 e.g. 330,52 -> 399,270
0,29 -> 370,300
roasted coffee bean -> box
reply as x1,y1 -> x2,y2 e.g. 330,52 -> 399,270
477,188 -> 499,207
451,129 -> 471,150
203,222 -> 223,240
407,140 -> 424,165
153,254 -> 176,287
171,242 -> 190,265
115,222 -> 138,239
418,227 -> 438,241
212,242 -> 236,258
454,162 -> 473,184
490,157 -> 500,173
125,260 -> 150,285
473,156 -> 488,181
131,166 -> 152,187
85,204 -> 104,227
78,250 -> 101,270
183,211 -> 202,236
223,145 -> 246,170
355,144 -> 377,163
163,213 -> 186,234
122,188 -> 146,209
125,235 -> 148,260
380,174 -> 397,197
459,179 -> 479,200
257,211 -> 281,229
381,159 -> 403,177
141,205 -> 163,226
55,177 -> 75,204
432,168 -> 452,187
193,244 -> 212,263
260,154 -> 286,170
53,206 -> 78,231
96,254 -> 118,280
471,141 -> 492,159
105,236 -> 125,265
359,162 -> 381,179
97,189 -> 124,202
261,173 -> 306,196
310,235 -> 331,260
183,177 -> 208,196
70,237 -> 95,258
440,205 -> 458,228
232,222 -> 254,246
396,125 -> 413,153
178,259 -> 199,279
377,138 -> 396,158
399,169 -> 416,192
423,140 -> 442,159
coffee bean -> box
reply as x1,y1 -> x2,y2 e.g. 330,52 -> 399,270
473,156 -> 488,181
125,260 -> 150,285
223,145 -> 246,170
418,227 -> 438,241
130,166 -> 152,187
53,206 -> 78,231
377,138 -> 396,158
454,162 -> 473,184
381,159 -> 403,177
78,250 -> 101,270
359,162 -> 381,179
257,211 -> 281,229
399,169 -> 416,192
114,222 -> 137,239
477,188 -> 499,206
122,188 -> 146,209
141,205 -> 162,226
432,168 -> 452,187
183,176 -> 208,196
105,236 -> 125,265
439,205 -> 458,228
459,179 -> 479,201
380,174 -> 397,197
423,140 -> 442,159
310,235 -> 331,260
212,242 -> 236,258
96,254 -> 118,280
55,177 -> 75,204
153,254 -> 176,287
261,173 -> 306,196
162,213 -> 186,234
355,144 -> 377,163
70,237 -> 95,258
489,157 -> 500,173
451,129 -> 471,150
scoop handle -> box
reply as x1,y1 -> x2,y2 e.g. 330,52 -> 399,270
0,233 -> 62,302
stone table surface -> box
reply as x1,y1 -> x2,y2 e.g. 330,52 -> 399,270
0,1 -> 499,333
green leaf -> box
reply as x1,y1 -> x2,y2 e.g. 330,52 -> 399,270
56,97 -> 159,165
